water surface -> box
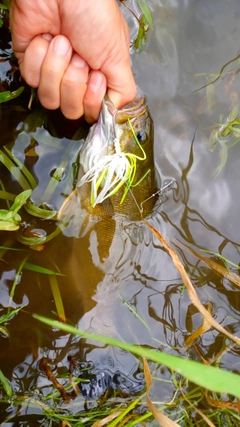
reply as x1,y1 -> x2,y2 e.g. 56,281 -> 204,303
1,0 -> 240,424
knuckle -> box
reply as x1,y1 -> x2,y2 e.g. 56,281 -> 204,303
62,74 -> 79,88
62,106 -> 84,120
38,93 -> 59,110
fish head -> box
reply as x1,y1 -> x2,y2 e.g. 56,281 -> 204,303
78,96 -> 156,219
114,96 -> 153,157
79,96 -> 153,171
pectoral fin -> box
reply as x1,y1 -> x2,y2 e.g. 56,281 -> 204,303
57,189 -> 79,225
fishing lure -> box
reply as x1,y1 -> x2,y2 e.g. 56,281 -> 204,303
78,118 -> 149,207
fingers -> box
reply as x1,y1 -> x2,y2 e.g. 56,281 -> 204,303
102,16 -> 137,110
83,70 -> 107,123
16,34 -> 135,123
38,35 -> 72,110
60,54 -> 89,119
104,55 -> 137,110
19,34 -> 52,88
19,34 -> 90,119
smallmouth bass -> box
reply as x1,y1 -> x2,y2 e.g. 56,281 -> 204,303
57,96 -> 158,347
58,96 -> 157,230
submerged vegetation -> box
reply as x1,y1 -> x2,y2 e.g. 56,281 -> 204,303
1,1 -> 240,427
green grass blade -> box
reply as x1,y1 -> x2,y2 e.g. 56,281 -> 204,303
137,0 -> 154,29
0,326 -> 9,337
0,246 -> 27,251
0,220 -> 20,231
34,315 -> 240,399
0,86 -> 24,104
49,275 -> 66,322
8,256 -> 28,309
126,412 -> 152,426
0,149 -> 31,190
24,200 -> 57,219
22,262 -> 64,276
9,189 -> 32,214
108,397 -> 142,427
4,146 -> 38,189
0,370 -> 13,398
41,160 -> 68,202
121,297 -> 151,333
201,249 -> 240,270
0,307 -> 22,325
0,190 -> 16,202
0,238 -> 14,258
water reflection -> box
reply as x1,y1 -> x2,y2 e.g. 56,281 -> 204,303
1,0 -> 240,423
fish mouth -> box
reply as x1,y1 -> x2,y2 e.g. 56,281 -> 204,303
105,96 -> 147,124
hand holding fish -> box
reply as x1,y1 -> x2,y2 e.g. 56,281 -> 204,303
10,0 -> 136,122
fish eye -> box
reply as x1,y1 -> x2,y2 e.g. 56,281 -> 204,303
136,130 -> 147,143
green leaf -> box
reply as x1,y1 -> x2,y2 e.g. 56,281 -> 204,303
41,160 -> 68,202
208,129 -> 218,152
0,326 -> 9,337
134,16 -> 147,50
0,190 -> 17,202
201,249 -> 240,270
24,200 -> 57,219
0,246 -> 27,252
23,262 -> 64,276
0,220 -> 20,231
121,297 -> 151,333
0,0 -> 10,10
0,210 -> 13,220
108,397 -> 141,427
9,189 -> 32,215
0,370 -> 13,398
9,256 -> 28,308
0,190 -> 32,230
227,104 -> 238,123
230,126 -> 240,134
34,315 -> 240,399
0,238 -> 15,258
0,87 -> 24,104
17,226 -> 61,246
0,149 -> 31,190
49,275 -> 66,322
0,307 -> 22,325
137,0 -> 154,30
206,83 -> 215,114
4,146 -> 38,189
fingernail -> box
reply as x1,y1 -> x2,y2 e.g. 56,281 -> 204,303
88,72 -> 104,93
71,54 -> 87,68
42,33 -> 53,42
52,36 -> 70,56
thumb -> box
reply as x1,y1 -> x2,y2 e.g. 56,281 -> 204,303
105,59 -> 137,109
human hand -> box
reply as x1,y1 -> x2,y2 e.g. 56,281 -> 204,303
10,0 -> 136,122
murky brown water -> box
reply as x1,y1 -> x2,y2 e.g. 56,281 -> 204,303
1,0 -> 240,425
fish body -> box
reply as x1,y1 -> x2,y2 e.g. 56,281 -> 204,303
59,96 -> 157,229
58,97 -> 158,378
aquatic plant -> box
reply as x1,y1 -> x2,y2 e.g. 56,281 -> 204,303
120,0 -> 154,49
0,86 -> 24,103
209,105 -> 240,177
0,189 -> 32,231
0,1 -> 9,27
